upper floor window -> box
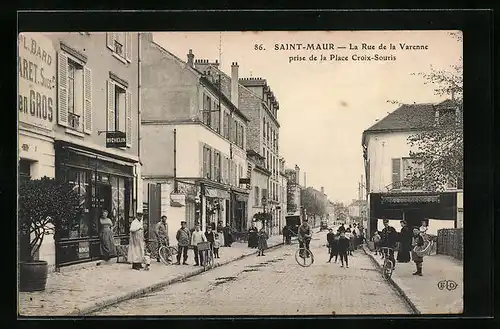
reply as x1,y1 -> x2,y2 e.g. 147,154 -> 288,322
107,79 -> 132,147
107,32 -> 132,63
203,94 -> 212,127
57,51 -> 92,135
392,157 -> 424,190
223,111 -> 230,138
263,118 -> 266,139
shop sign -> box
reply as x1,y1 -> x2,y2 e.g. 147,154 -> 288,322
381,195 -> 440,204
78,241 -> 90,259
18,33 -> 56,130
106,131 -> 127,148
170,194 -> 186,207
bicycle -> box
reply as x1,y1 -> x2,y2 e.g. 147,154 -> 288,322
380,247 -> 395,279
197,241 -> 215,271
295,238 -> 314,267
158,242 -> 178,265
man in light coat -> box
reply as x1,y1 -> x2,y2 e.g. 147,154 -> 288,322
191,224 -> 207,266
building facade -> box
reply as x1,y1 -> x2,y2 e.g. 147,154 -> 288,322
362,101 -> 463,238
278,157 -> 288,233
19,32 -> 142,269
285,165 -> 302,216
238,77 -> 282,235
140,36 -> 250,242
246,150 -> 272,231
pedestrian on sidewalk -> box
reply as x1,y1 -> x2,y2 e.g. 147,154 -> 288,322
411,227 -> 425,276
282,224 -> 292,245
213,233 -> 221,258
217,221 -> 225,246
337,223 -> 346,234
191,224 -> 207,266
128,213 -> 146,270
175,221 -> 191,265
337,231 -> 349,268
257,227 -> 269,256
154,215 -> 169,262
372,230 -> 381,255
223,225 -> 234,247
248,223 -> 258,248
397,220 -> 412,263
99,210 -> 116,262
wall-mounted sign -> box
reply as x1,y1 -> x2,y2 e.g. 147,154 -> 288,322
18,33 -> 56,130
381,195 -> 440,204
78,241 -> 90,259
106,131 -> 127,148
170,194 -> 186,207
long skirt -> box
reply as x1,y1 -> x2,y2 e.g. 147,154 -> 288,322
397,244 -> 412,262
100,227 -> 117,260
218,231 -> 225,246
128,230 -> 145,264
258,238 -> 268,251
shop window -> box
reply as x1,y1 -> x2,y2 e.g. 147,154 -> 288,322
66,168 -> 91,239
18,159 -> 32,184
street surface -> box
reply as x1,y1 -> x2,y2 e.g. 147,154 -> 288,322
93,231 -> 413,316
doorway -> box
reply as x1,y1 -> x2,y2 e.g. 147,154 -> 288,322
404,208 -> 423,229
93,182 -> 111,236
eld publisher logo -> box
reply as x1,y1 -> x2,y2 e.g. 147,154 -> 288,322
437,280 -> 458,291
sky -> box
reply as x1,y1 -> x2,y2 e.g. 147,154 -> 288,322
153,31 -> 462,204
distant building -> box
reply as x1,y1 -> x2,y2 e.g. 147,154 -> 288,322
285,165 -> 302,215
362,100 -> 463,238
246,150 -> 271,231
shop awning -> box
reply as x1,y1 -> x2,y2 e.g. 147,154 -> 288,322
205,187 -> 230,199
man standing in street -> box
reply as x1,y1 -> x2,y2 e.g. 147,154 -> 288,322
175,221 -> 191,265
191,224 -> 207,266
380,219 -> 398,267
154,215 -> 169,262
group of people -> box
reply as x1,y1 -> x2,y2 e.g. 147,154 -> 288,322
97,208 -> 234,270
372,219 -> 428,276
325,225 -> 353,268
247,223 -> 270,256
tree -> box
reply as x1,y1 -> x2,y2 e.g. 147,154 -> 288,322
18,177 -> 81,262
301,188 -> 327,217
392,32 -> 463,191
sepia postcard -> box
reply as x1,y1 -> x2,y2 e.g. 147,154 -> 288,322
18,29 -> 464,317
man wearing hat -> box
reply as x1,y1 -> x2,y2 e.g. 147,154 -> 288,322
397,219 -> 412,263
380,219 -> 398,267
175,221 -> 191,265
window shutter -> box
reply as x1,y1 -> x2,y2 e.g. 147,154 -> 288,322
107,80 -> 115,131
199,143 -> 204,178
83,67 -> 92,134
57,52 -> 69,127
126,91 -> 132,147
125,32 -> 132,62
106,32 -> 115,50
392,158 -> 401,189
210,148 -> 215,180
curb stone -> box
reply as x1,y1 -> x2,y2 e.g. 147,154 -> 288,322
362,245 -> 421,315
68,242 -> 284,316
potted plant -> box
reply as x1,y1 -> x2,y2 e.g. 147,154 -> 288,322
18,176 -> 80,292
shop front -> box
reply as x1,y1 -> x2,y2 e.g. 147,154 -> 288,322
368,192 -> 457,236
203,183 -> 230,232
54,140 -> 138,267
231,189 -> 249,241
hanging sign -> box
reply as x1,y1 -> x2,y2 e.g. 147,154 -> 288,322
106,131 -> 127,148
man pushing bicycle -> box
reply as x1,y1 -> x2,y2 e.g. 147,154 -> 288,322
298,218 -> 313,258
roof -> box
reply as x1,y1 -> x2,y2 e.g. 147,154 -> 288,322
362,99 -> 459,145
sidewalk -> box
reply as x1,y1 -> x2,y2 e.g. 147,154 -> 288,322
363,245 -> 463,314
18,235 -> 284,316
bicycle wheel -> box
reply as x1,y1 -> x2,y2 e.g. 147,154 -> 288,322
382,260 -> 394,279
158,246 -> 172,265
295,248 -> 314,267
168,246 -> 178,256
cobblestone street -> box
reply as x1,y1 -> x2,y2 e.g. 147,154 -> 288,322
93,232 -> 412,316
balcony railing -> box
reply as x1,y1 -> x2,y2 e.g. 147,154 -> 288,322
68,112 -> 81,131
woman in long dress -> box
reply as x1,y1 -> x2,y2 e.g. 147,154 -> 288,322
397,220 -> 412,263
128,213 -> 146,270
99,210 -> 116,262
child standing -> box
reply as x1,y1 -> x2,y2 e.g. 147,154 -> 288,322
326,228 -> 335,262
372,230 -> 381,255
257,227 -> 269,256
337,231 -> 350,268
213,233 -> 221,258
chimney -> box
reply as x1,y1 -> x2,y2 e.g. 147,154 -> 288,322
187,49 -> 194,67
231,62 -> 239,106
321,186 -> 324,194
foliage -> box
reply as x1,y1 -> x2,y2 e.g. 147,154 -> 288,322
390,32 -> 463,191
18,177 -> 81,262
301,188 -> 327,217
